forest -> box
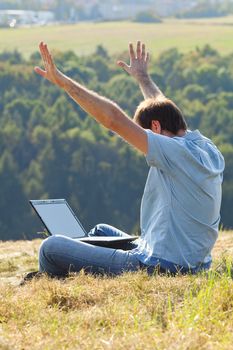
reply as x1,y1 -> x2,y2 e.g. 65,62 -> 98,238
0,44 -> 233,240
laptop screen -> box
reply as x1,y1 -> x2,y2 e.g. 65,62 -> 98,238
30,199 -> 86,238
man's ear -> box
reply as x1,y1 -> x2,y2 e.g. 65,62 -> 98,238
151,120 -> 161,134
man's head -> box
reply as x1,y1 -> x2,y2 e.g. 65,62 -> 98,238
134,97 -> 187,136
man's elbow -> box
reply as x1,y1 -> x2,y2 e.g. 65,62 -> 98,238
96,103 -> 127,132
100,113 -> 115,131
107,110 -> 124,133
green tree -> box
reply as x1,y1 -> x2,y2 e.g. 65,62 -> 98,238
0,151 -> 28,239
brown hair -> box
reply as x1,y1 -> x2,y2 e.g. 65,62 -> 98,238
134,97 -> 187,135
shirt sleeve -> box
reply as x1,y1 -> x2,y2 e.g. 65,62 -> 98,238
145,129 -> 185,172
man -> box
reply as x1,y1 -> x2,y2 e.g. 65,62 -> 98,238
35,41 -> 224,277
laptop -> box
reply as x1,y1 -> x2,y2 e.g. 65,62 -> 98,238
29,199 -> 138,249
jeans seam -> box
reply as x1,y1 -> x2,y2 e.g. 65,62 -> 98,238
45,251 -> 125,269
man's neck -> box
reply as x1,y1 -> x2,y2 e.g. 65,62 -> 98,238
161,129 -> 186,138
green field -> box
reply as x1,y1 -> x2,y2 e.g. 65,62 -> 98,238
1,17 -> 233,58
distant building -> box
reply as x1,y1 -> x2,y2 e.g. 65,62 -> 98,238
0,10 -> 55,27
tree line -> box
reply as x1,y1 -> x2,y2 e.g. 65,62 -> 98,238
0,44 -> 232,240
177,0 -> 233,18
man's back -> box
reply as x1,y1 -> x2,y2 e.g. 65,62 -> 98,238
138,129 -> 225,268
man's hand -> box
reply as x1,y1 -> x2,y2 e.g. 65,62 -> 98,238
118,40 -> 164,99
34,42 -> 66,88
117,41 -> 149,81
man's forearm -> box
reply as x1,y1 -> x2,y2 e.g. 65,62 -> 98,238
136,73 -> 163,99
59,73 -> 128,130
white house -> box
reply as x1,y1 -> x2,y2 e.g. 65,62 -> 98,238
0,10 -> 55,27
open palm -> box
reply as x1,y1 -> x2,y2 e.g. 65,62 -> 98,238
34,42 -> 64,87
117,41 -> 149,79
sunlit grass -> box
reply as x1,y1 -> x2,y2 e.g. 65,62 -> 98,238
0,231 -> 232,349
1,17 -> 233,59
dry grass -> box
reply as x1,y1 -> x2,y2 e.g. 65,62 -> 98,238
0,240 -> 39,286
0,231 -> 232,350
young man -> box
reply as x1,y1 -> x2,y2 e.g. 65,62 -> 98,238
36,41 -> 224,277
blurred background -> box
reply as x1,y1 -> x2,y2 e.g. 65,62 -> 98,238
0,1 -> 210,27
0,0 -> 233,240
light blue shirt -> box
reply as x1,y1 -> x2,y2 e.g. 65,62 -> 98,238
136,130 -> 225,269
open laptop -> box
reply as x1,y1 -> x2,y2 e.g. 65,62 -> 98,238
30,199 -> 138,249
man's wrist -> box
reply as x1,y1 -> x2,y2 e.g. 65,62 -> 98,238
134,72 -> 150,83
57,73 -> 71,90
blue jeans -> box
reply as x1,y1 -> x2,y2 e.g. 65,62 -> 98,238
39,224 -> 142,277
39,223 -> 211,277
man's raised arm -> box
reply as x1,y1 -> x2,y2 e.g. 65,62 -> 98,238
117,41 -> 164,100
35,42 -> 148,155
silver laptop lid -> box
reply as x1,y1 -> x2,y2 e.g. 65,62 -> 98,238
30,199 -> 87,238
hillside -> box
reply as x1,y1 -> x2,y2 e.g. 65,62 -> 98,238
0,231 -> 232,349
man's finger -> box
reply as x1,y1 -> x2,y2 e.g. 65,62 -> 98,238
117,61 -> 130,73
136,40 -> 141,59
40,42 -> 56,71
44,43 -> 54,67
43,43 -> 51,69
39,41 -> 44,52
129,43 -> 135,60
39,42 -> 48,69
145,52 -> 150,64
44,44 -> 50,64
34,66 -> 47,78
141,43 -> 146,60
39,42 -> 45,61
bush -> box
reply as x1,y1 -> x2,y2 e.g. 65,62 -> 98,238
133,11 -> 162,23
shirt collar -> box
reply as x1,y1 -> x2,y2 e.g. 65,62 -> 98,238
184,130 -> 202,141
